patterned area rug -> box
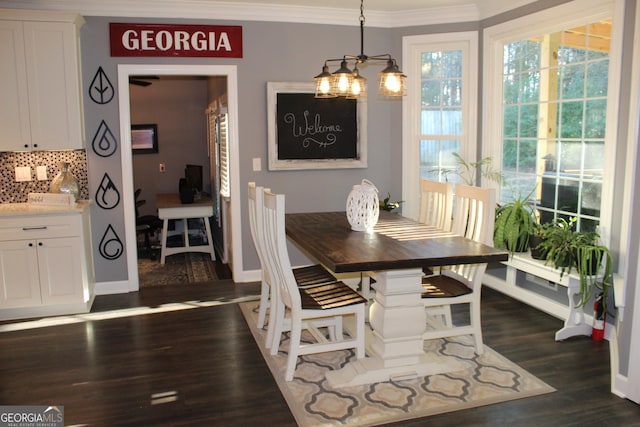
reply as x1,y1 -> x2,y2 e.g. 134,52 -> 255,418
239,301 -> 555,426
138,253 -> 218,288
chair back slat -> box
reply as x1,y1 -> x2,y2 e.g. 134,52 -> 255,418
248,182 -> 271,283
262,189 -> 301,311
418,179 -> 453,231
451,184 -> 495,245
449,184 -> 495,279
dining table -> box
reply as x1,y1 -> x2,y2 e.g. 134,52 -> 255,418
285,210 -> 509,387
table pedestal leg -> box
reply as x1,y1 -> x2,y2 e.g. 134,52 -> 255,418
325,268 -> 464,388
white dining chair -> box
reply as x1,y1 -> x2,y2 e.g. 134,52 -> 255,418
421,184 -> 495,354
261,188 -> 367,381
417,178 -> 454,280
418,178 -> 454,231
247,182 -> 336,349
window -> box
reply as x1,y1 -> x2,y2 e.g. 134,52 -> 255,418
484,0 -> 621,235
402,32 -> 478,219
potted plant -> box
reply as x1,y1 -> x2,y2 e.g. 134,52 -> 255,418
493,186 -> 537,254
537,217 -> 577,277
529,221 -> 552,260
438,152 -> 504,186
574,236 -> 614,314
379,193 -> 403,212
538,216 -> 614,314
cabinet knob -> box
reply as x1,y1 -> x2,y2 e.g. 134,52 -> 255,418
33,144 -> 38,148
38,242 -> 43,246
28,243 -> 33,247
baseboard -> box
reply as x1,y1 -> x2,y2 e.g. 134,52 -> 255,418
95,280 -> 136,295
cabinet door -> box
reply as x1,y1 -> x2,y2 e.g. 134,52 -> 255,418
0,240 -> 41,308
0,20 -> 32,150
37,237 -> 84,305
23,21 -> 83,150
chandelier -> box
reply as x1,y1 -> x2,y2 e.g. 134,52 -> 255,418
313,0 -> 407,99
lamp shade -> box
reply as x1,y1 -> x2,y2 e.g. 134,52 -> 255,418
378,60 -> 407,97
332,60 -> 354,97
314,65 -> 336,98
347,67 -> 367,99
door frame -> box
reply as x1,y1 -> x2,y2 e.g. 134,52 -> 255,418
117,64 -> 242,290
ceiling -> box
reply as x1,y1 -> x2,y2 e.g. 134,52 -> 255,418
208,0 -> 476,12
0,0 -> 539,26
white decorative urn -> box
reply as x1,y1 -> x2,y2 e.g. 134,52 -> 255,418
346,179 -> 380,232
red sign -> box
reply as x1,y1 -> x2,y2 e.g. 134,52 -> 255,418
109,23 -> 243,58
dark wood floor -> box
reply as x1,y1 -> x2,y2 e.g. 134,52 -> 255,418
1,275 -> 640,426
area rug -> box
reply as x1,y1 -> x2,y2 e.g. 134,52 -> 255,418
239,301 -> 555,426
138,252 -> 218,288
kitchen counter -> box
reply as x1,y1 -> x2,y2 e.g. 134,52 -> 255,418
0,200 -> 91,217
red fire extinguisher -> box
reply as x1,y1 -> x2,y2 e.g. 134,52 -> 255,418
592,292 -> 605,341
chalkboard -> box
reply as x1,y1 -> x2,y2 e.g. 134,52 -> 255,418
267,82 -> 367,170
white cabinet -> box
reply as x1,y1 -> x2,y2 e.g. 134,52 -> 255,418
0,240 -> 41,308
0,10 -> 84,151
0,202 -> 95,320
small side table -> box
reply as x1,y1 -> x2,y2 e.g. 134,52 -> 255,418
156,193 -> 215,265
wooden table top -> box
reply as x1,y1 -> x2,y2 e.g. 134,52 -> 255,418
156,193 -> 212,209
285,211 -> 509,274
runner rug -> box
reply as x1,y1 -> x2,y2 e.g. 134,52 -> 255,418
239,301 -> 555,426
138,253 -> 218,288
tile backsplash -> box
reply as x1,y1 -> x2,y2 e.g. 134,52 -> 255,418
0,150 -> 89,203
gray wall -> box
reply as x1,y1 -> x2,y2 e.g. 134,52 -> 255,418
80,16 -> 398,282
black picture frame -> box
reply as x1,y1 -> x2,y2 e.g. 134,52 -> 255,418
131,124 -> 158,154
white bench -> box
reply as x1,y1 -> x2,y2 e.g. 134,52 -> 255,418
483,252 -> 621,341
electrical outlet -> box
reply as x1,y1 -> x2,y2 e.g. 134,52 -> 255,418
36,165 -> 48,180
15,166 -> 31,182
159,163 -> 166,173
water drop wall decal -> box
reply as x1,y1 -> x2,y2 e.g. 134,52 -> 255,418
99,224 -> 123,260
95,173 -> 120,210
89,66 -> 115,105
92,120 -> 118,157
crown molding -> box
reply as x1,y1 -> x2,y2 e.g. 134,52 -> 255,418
0,0 -> 479,27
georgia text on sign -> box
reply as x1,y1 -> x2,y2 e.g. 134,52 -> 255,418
109,23 -> 243,58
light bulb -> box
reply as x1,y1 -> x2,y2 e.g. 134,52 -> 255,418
337,75 -> 350,93
319,78 -> 332,94
385,74 -> 401,93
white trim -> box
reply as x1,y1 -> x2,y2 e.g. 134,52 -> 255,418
616,0 -> 640,404
0,1 -> 478,28
117,64 -> 246,289
402,31 -> 478,220
94,280 -> 132,295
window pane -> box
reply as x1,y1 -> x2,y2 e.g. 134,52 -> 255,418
561,64 -> 585,99
521,71 -> 540,102
519,104 -> 539,137
442,50 -> 462,77
504,106 -> 519,137
419,139 -> 461,181
559,101 -> 584,138
422,80 -> 441,105
586,59 -> 608,97
585,100 -> 606,138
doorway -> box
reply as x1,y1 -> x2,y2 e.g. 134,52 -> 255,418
117,64 -> 241,291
